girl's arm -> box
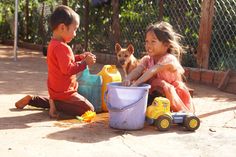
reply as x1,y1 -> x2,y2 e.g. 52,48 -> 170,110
122,65 -> 145,86
131,63 -> 176,86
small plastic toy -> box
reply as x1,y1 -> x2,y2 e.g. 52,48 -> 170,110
76,110 -> 96,122
146,97 -> 200,131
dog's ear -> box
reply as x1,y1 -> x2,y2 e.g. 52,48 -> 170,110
115,43 -> 121,53
127,44 -> 134,54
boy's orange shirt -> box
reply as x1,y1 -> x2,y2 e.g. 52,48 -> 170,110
47,39 -> 86,100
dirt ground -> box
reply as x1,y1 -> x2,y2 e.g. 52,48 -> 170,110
0,44 -> 236,157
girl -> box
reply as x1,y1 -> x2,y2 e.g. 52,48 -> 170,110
123,21 -> 194,112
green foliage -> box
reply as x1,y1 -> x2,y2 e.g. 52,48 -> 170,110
119,0 -> 159,55
0,0 -> 235,70
181,53 -> 197,68
0,1 -> 15,40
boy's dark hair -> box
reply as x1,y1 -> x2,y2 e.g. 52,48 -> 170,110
50,5 -> 80,30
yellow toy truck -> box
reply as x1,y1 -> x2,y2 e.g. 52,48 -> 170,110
146,97 -> 200,131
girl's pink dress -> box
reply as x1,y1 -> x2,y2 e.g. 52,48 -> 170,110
140,54 -> 193,112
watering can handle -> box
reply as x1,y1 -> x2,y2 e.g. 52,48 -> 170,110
104,90 -> 147,112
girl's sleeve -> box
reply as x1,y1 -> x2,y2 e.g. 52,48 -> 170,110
54,45 -> 86,75
159,54 -> 184,74
139,55 -> 150,70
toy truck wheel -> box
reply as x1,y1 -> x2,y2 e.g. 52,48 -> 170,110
184,116 -> 200,131
154,115 -> 172,131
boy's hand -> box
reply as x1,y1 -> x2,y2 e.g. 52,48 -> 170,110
84,54 -> 96,66
80,52 -> 93,59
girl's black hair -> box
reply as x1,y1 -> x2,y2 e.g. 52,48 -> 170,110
146,21 -> 184,60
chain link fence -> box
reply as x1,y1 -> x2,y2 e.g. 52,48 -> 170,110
119,0 -> 236,71
162,0 -> 201,68
209,0 -> 236,70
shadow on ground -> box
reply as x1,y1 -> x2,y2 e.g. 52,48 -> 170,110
46,113 -> 197,143
0,108 -> 49,130
198,106 -> 236,118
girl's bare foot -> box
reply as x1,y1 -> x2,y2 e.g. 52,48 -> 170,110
15,95 -> 32,109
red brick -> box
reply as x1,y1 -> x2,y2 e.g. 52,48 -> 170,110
189,68 -> 201,82
213,71 -> 225,86
201,69 -> 214,85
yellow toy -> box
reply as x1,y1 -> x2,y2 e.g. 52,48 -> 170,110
146,97 -> 200,131
76,110 -> 96,122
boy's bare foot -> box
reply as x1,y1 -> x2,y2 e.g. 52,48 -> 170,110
49,99 -> 59,119
15,95 -> 32,109
49,108 -> 59,119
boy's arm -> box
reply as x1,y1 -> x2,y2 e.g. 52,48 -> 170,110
74,54 -> 83,61
56,45 -> 87,75
74,52 -> 92,61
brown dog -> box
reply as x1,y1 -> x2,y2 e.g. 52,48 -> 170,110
115,43 -> 139,76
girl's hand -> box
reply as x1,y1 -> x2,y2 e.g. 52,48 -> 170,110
131,82 -> 138,87
122,78 -> 131,86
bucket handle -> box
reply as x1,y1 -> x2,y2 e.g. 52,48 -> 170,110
104,90 -> 147,112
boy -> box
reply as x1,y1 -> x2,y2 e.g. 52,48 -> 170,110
15,5 -> 96,118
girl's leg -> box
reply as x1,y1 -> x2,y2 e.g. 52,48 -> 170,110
148,78 -> 165,106
148,90 -> 165,106
163,81 -> 193,112
55,93 -> 94,116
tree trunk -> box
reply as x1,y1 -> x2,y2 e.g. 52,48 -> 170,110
25,0 -> 29,40
158,0 -> 163,21
197,0 -> 215,69
40,2 -> 46,45
111,0 -> 120,44
62,0 -> 68,6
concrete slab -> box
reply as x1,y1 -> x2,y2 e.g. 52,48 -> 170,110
0,44 -> 236,157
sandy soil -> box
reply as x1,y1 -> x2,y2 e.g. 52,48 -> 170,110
0,44 -> 236,157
